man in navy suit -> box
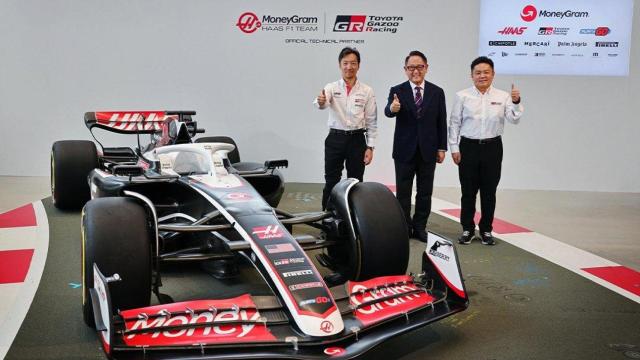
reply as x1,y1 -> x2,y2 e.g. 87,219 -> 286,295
384,50 -> 447,242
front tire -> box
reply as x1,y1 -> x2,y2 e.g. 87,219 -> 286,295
81,197 -> 152,327
332,182 -> 410,281
51,140 -> 98,210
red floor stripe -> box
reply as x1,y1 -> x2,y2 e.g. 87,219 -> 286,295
440,208 -> 531,234
0,204 -> 37,228
582,266 -> 640,296
0,249 -> 35,284
385,184 -> 397,193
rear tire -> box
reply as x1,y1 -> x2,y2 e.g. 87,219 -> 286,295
81,197 -> 152,328
335,182 -> 410,281
195,136 -> 240,164
51,140 -> 98,210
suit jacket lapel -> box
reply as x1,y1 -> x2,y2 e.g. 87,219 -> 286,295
420,82 -> 435,113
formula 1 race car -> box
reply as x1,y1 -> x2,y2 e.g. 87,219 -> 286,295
50,110 -> 468,359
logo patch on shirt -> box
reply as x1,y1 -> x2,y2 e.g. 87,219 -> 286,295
333,92 -> 342,97
490,101 -> 503,105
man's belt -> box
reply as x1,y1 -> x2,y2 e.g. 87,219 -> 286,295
329,128 -> 367,135
461,136 -> 501,144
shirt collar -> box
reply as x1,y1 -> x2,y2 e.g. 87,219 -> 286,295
473,85 -> 494,96
340,78 -> 359,90
410,80 -> 425,93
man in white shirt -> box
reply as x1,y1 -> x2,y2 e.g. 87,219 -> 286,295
448,56 -> 523,246
314,47 -> 377,209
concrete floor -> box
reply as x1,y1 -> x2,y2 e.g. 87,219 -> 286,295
4,182 -> 640,360
1,176 -> 638,271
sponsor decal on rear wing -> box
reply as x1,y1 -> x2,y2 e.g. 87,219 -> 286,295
84,111 -> 186,134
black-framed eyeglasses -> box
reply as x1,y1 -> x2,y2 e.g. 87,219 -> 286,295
405,65 -> 426,72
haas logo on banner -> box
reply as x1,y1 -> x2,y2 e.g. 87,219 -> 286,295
236,12 -> 262,33
252,225 -> 284,239
498,26 -> 527,35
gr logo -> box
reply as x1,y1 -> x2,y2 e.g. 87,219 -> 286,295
333,15 -> 366,32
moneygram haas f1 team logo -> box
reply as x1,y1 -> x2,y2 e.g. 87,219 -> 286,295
334,15 -> 366,32
521,5 -> 537,22
252,225 -> 284,240
237,12 -> 261,33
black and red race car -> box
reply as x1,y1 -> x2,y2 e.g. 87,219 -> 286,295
50,110 -> 468,359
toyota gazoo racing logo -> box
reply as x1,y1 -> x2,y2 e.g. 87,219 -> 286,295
497,26 -> 527,35
236,12 -> 261,33
273,257 -> 305,266
236,12 -> 318,33
251,225 -> 284,240
333,15 -> 403,33
320,320 -> 334,333
520,5 -> 537,22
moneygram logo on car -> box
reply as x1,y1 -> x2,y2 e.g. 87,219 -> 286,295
333,15 -> 403,34
236,12 -> 319,34
520,4 -> 589,22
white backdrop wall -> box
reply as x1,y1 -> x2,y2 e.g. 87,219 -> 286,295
1,0 -> 638,192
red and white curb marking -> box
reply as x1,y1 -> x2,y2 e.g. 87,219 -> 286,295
430,197 -> 640,304
0,202 -> 49,359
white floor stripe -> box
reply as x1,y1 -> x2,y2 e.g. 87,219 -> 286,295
0,202 -> 49,360
0,227 -> 39,251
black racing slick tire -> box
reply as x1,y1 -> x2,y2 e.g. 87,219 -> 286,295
347,182 -> 410,280
81,197 -> 152,328
195,136 -> 241,164
51,140 -> 99,210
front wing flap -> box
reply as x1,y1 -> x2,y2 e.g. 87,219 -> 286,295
94,266 -> 467,359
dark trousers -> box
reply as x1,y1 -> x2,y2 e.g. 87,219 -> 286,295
394,150 -> 436,232
458,137 -> 503,233
322,131 -> 367,209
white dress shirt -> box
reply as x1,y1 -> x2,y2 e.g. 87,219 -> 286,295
313,78 -> 378,148
409,80 -> 424,100
448,85 -> 523,153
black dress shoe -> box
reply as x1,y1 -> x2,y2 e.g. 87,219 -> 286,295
413,228 -> 429,243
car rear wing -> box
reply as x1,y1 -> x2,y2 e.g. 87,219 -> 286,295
84,110 -> 196,134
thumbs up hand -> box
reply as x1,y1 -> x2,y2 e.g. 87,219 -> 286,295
317,89 -> 327,107
511,83 -> 521,103
390,93 -> 401,113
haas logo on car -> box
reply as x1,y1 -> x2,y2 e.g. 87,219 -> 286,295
252,225 -> 284,239
320,320 -> 334,333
